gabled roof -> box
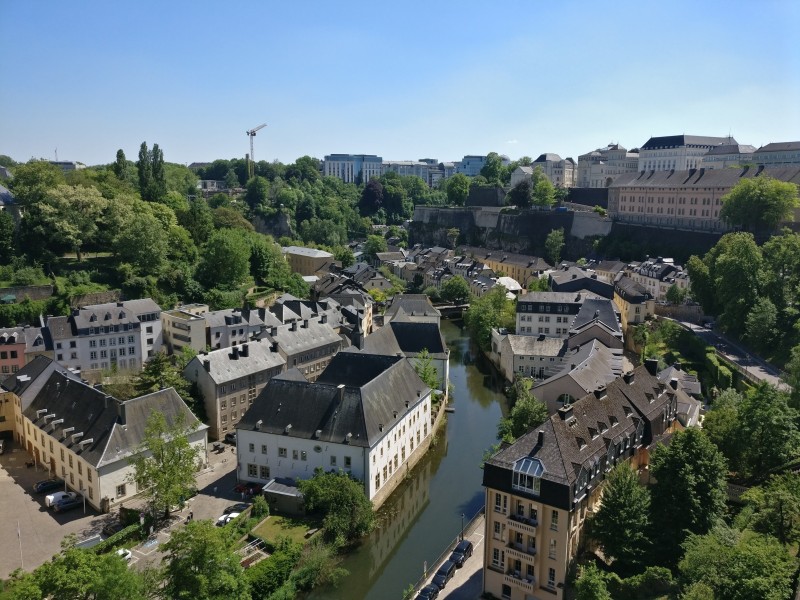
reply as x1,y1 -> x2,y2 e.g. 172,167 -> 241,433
755,141 -> 800,153
186,341 -> 286,384
641,135 -> 737,150
705,144 -> 756,156
571,298 -> 620,334
237,353 -> 430,448
361,319 -> 447,358
1,356 -> 71,397
506,335 -> 566,357
534,153 -> 563,163
610,166 -> 800,188
536,339 -> 622,396
614,275 -> 652,303
384,294 -> 441,320
261,319 -> 342,356
205,308 -> 265,329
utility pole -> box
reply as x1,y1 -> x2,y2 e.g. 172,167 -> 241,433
246,123 -> 267,179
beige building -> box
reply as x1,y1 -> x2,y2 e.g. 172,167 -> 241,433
282,246 -> 335,276
613,276 -> 655,333
530,154 -> 576,188
608,165 -> 800,232
700,143 -> 756,169
460,247 -> 550,288
637,135 -> 737,172
162,303 -> 209,354
577,144 -> 639,188
482,361 -> 681,600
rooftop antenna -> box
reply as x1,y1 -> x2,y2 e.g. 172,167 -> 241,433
55,148 -> 58,162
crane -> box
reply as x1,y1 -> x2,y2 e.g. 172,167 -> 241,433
246,123 -> 267,178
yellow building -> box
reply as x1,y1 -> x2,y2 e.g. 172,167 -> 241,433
613,275 -> 654,333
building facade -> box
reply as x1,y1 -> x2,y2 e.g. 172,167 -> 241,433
531,154 -> 576,188
162,304 -> 209,354
322,154 -> 383,184
637,135 -> 737,172
700,144 -> 756,169
752,142 -> 800,166
577,144 -> 639,188
282,246 -> 335,276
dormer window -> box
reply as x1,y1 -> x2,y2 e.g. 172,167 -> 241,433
89,314 -> 97,322
576,437 -> 587,450
512,457 -> 544,495
119,311 -> 126,319
609,415 -> 618,426
588,427 -> 598,439
104,313 -> 111,321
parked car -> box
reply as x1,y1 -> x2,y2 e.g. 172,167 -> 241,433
102,521 -> 124,537
116,548 -> 132,562
223,502 -> 249,515
216,512 -> 240,526
53,495 -> 83,513
33,478 -> 64,494
448,539 -> 474,568
224,432 -> 237,445
416,584 -> 440,600
45,491 -> 79,508
431,560 -> 456,590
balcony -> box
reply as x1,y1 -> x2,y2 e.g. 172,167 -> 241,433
505,541 -> 537,561
507,513 -> 538,535
504,571 -> 536,593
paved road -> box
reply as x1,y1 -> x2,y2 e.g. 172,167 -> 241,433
677,321 -> 788,390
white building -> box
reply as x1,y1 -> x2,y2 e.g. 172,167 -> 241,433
531,154 -> 576,188
638,135 -> 737,172
322,154 -> 383,184
701,143 -> 756,169
5,357 -> 207,512
236,353 -> 433,508
752,142 -> 800,166
577,144 -> 639,188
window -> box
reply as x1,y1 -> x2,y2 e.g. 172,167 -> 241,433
501,585 -> 511,600
344,456 -> 351,468
69,455 -> 73,467
278,447 -> 287,457
330,455 -> 337,466
261,445 -> 267,455
549,538 -> 557,559
260,465 -> 270,479
292,449 -> 298,460
221,400 -> 227,408
551,510 -> 559,531
301,450 -> 307,461
78,462 -> 82,475
89,340 -> 97,348
494,521 -> 501,538
88,469 -> 92,482
248,464 -> 257,477
99,339 -> 106,347
492,548 -> 502,568
512,457 -> 543,495
116,484 -> 127,497
548,567 -> 556,588
128,335 -> 135,343
374,473 -> 380,490
248,443 -> 255,453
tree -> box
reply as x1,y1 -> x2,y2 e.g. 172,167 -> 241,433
213,206 -> 255,232
507,180 -> 532,208
113,149 -> 128,180
702,388 -> 744,470
463,285 -> 515,351
297,469 -> 375,547
741,473 -> 800,546
531,167 -> 556,207
160,520 -> 251,600
0,210 -> 15,263
744,297 -> 778,352
224,169 -> 240,190
679,525 -> 795,600
446,173 -> 470,206
245,175 -> 269,211
332,245 -> 355,268
196,229 -> 251,290
545,228 -> 565,265
480,152 -> 505,184
7,160 -> 64,206
128,410 -> 201,519
363,234 -> 387,260
114,211 -> 168,274
665,283 -> 687,304
413,348 -> 440,391
591,464 -> 651,575
497,377 -> 548,442
649,428 -> 727,565
137,142 -> 153,199
245,539 -> 301,599
178,196 -> 215,246
440,275 -> 470,304
359,179 -> 383,216
574,564 -> 612,600
784,343 -> 800,410
136,351 -> 193,400
720,176 -> 799,233
445,227 -> 460,249
149,143 -> 167,200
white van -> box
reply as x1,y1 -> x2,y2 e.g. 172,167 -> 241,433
45,491 -> 77,508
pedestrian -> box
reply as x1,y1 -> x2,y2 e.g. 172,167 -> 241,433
241,491 -> 245,501
214,486 -> 218,495
189,511 -> 193,521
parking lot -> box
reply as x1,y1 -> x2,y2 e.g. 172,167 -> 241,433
0,437 -> 114,578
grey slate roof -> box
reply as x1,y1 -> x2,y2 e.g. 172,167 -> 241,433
46,316 -> 75,340
360,319 -> 447,358
384,294 -> 441,320
610,166 -> 800,188
189,341 -> 286,384
506,335 -> 566,357
534,153 -> 563,163
705,144 -> 756,156
1,356 -> 71,397
614,275 -> 652,303
571,298 -> 620,334
205,308 -> 265,329
262,320 -> 342,356
755,141 -> 800,153
238,353 -> 429,448
517,291 -> 598,305
641,135 -> 737,149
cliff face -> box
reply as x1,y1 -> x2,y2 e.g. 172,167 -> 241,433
410,206 -> 612,257
252,211 -> 294,239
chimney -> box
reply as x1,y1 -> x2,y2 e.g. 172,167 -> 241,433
337,383 -> 345,403
203,359 -> 210,371
232,346 -> 240,360
270,341 -> 278,353
285,424 -> 292,434
321,314 -> 328,324
645,358 -> 658,376
594,385 -> 607,400
537,430 -> 544,447
117,399 -> 126,424
291,321 -> 297,332
315,429 -> 322,439
346,432 -> 353,443
674,362 -> 682,371
558,404 -> 574,421
393,410 -> 398,419
255,419 -> 262,430
302,319 -> 308,329
669,378 -> 679,390
271,326 -> 277,336
240,344 -> 248,357
623,370 -> 635,384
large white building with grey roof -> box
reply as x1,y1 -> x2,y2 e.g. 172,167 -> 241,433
236,352 -> 433,508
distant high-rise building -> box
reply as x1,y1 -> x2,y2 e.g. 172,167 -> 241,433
323,154 -> 383,184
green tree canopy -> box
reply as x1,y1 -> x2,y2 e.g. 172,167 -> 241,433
196,229 -> 251,290
590,464 -> 651,575
446,173 -> 470,206
463,285 -> 515,351
440,275 -> 470,304
741,473 -> 800,546
745,297 -> 778,352
649,428 -> 727,565
497,377 -> 548,442
545,228 -> 565,265
720,176 -> 799,232
363,234 -> 387,259
245,175 -> 269,212
507,180 -> 532,208
7,160 -> 64,206
531,167 -> 556,207
574,564 -> 612,600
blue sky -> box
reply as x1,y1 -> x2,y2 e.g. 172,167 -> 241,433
2,0 -> 799,167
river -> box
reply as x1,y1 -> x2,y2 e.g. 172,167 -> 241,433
310,318 -> 509,600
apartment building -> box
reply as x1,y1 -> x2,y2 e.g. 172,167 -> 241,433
626,257 -> 689,302
0,325 -> 51,377
531,154 -> 577,188
752,141 -> 800,166
206,308 -> 267,350
282,246 -> 335,276
700,143 -> 756,169
184,341 -> 286,440
577,144 -> 639,188
257,317 -> 342,382
613,275 -> 655,332
162,303 -> 209,354
322,154 -> 383,184
235,353 -> 433,509
515,292 -> 603,338
482,361 -> 681,600
637,135 -> 737,172
459,247 -> 551,288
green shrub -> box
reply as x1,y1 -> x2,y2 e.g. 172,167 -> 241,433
717,365 -> 733,389
92,524 -> 141,555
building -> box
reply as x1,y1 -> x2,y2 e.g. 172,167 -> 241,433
590,260 -> 626,285
383,294 -> 441,326
342,263 -> 392,292
549,267 -> 614,299
482,361 -> 681,600
516,292 -> 602,338
45,298 -> 162,378
577,144 -> 639,188
161,304 -> 209,354
323,154 -> 383,184
235,353 -> 434,508
49,161 -> 86,173
701,143 -> 756,169
5,357 -> 207,512
205,308 -> 267,350
184,341 -> 286,441
257,317 -> 342,382
637,135 -> 737,172
613,275 -> 655,332
752,142 -> 800,167
509,166 -> 534,189
282,246 -> 335,276
627,257 -> 689,302
531,154 -> 576,188
459,247 -> 550,288
457,155 -> 488,177
608,165 -> 800,232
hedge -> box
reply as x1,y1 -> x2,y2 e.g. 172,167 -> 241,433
93,524 -> 141,555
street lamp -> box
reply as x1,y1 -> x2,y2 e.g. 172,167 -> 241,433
461,513 -> 465,541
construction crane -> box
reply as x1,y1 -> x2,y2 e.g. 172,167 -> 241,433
246,123 -> 267,178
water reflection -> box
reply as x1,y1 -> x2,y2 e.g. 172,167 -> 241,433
309,319 -> 508,600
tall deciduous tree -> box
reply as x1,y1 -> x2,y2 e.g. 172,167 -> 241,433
160,520 -> 251,600
7,160 -> 64,206
196,229 -> 251,290
440,275 -> 470,304
137,142 -> 153,199
507,180 -> 532,208
359,179 -> 384,216
745,297 -> 778,352
245,175 -> 269,211
497,377 -> 548,442
413,348 -> 440,391
574,564 -> 612,600
128,410 -> 201,518
741,473 -> 800,546
464,284 -> 515,351
545,228 -> 565,265
0,210 -> 15,263
591,464 -> 651,575
531,166 -> 556,207
113,149 -> 128,180
649,428 -> 727,565
720,176 -> 799,233
114,211 -> 168,274
446,173 -> 470,206
363,234 -> 387,260
178,196 -> 215,246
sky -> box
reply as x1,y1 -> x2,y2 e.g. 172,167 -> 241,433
2,0 -> 799,167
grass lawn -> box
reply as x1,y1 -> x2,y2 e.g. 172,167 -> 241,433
251,514 -> 322,546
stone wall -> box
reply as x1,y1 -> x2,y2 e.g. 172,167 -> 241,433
0,285 -> 53,302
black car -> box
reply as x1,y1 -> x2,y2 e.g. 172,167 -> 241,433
449,539 -> 474,568
102,521 -> 124,537
223,502 -> 249,514
33,478 -> 64,494
54,495 -> 83,513
224,432 -> 237,445
431,560 -> 456,590
415,584 -> 440,600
